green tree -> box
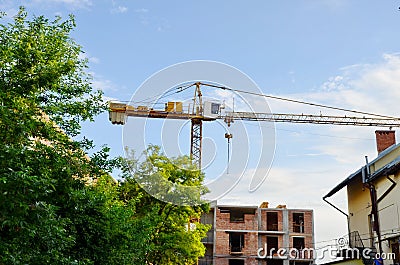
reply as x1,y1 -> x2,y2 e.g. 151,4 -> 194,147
0,7 -> 210,265
0,7 -> 107,264
119,146 -> 210,265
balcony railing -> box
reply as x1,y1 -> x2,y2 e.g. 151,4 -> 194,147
348,230 -> 364,248
293,223 -> 304,233
267,223 -> 279,231
336,231 -> 378,265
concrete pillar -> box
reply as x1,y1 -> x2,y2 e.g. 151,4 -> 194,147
283,209 -> 290,265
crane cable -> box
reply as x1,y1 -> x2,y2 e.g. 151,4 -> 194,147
130,82 -> 196,105
224,133 -> 233,174
227,138 -> 230,174
200,82 -> 399,120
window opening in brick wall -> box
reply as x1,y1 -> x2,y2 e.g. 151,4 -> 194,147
267,236 -> 279,256
293,213 -> 304,233
230,210 -> 245,222
229,233 -> 245,254
292,237 -> 306,259
267,212 -> 278,231
293,237 -> 305,250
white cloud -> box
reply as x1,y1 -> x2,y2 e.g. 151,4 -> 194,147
102,95 -> 119,103
92,78 -> 117,93
218,166 -> 347,207
263,53 -> 400,165
89,56 -> 100,64
131,8 -> 171,31
321,75 -> 347,91
268,53 -> 400,121
90,72 -> 119,93
210,87 -> 271,113
78,52 -> 100,64
111,5 -> 128,14
109,0 -> 128,14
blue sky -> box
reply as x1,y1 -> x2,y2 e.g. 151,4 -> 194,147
3,0 -> 400,262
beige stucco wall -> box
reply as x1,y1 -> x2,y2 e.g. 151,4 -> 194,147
346,146 -> 400,265
347,175 -> 372,247
374,173 -> 400,240
371,145 -> 400,172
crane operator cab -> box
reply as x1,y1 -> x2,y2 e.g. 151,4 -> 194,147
203,101 -> 221,119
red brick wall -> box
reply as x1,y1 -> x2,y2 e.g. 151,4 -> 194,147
304,211 -> 313,237
375,130 -> 396,153
214,258 -> 229,265
242,232 -> 258,256
215,209 -> 257,231
305,236 -> 314,257
214,231 -> 258,256
215,231 -> 230,255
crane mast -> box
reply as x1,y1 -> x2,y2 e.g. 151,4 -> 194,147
190,82 -> 203,169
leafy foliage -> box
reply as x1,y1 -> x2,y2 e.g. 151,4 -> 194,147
0,7 -> 210,265
119,146 -> 210,265
0,7 -> 108,265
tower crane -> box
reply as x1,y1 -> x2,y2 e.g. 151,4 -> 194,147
109,82 -> 400,169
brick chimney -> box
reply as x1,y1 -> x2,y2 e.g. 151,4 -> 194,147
375,130 -> 396,154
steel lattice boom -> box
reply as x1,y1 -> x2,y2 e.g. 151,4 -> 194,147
223,112 -> 400,128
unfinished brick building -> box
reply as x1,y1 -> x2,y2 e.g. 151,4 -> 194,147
199,201 -> 314,265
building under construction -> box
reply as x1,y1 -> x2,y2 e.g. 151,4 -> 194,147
199,201 -> 315,265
